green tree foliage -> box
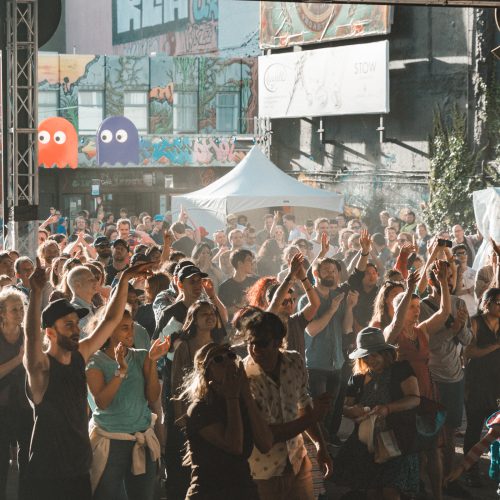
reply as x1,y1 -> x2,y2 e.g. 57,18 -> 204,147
424,109 -> 484,232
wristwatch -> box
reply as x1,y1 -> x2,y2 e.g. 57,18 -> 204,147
114,369 -> 126,379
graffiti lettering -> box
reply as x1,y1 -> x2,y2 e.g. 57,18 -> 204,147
115,0 -> 189,34
183,22 -> 216,54
192,0 -> 218,22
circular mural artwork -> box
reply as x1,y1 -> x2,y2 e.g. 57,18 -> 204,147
295,4 -> 339,32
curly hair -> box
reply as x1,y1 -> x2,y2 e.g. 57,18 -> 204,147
246,276 -> 278,309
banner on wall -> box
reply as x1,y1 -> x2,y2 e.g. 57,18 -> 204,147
258,40 -> 389,119
260,3 -> 392,49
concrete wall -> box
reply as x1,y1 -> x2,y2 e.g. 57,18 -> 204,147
270,6 -> 473,216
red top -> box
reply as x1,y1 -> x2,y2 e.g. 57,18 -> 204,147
396,325 -> 433,399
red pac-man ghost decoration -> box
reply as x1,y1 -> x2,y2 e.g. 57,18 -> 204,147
38,117 -> 78,169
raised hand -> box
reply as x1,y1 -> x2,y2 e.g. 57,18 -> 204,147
149,337 -> 171,362
29,257 -> 48,293
202,277 -> 216,299
406,270 -> 420,291
320,232 -> 330,257
346,290 -> 359,308
329,292 -> 345,313
490,237 -> 500,257
434,259 -> 448,284
359,229 -> 371,255
123,261 -> 155,280
114,342 -> 128,372
289,252 -> 304,278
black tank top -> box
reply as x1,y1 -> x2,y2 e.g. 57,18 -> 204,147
465,315 -> 500,408
28,351 -> 92,479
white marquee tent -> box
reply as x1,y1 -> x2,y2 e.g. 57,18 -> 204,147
171,146 -> 344,233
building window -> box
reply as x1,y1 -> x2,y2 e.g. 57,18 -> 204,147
216,92 -> 239,133
38,90 -> 59,122
173,92 -> 198,133
78,90 -> 104,134
124,91 -> 148,134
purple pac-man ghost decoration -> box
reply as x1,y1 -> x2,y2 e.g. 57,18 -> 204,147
96,116 -> 140,166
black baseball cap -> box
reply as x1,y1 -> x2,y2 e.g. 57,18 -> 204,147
112,238 -> 129,251
130,253 -> 150,266
177,265 -> 208,282
41,299 -> 89,328
93,236 -> 110,248
173,260 -> 195,277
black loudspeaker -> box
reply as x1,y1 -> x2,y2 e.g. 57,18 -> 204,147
38,0 -> 62,47
0,0 -> 62,48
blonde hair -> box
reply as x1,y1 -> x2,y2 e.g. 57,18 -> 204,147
0,288 -> 25,328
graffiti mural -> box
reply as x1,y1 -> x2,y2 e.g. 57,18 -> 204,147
78,135 -> 247,168
260,3 -> 392,49
37,53 -> 258,166
112,0 -> 218,56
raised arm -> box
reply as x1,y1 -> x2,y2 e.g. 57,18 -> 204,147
202,278 -> 229,324
417,238 -> 439,295
295,253 -> 319,321
419,260 -> 451,335
267,252 -> 311,315
356,230 -> 372,272
491,238 -> 500,288
159,230 -> 172,267
24,258 -> 50,404
383,271 -> 419,344
305,293 -> 345,337
79,262 -> 154,362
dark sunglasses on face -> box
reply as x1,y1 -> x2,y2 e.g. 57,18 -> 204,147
282,297 -> 296,306
211,351 -> 237,364
351,226 -> 361,230
454,251 -> 467,256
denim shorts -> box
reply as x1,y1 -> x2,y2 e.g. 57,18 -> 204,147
436,378 -> 465,429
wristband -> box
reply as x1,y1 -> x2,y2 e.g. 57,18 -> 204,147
361,252 -> 369,256
301,277 -> 308,282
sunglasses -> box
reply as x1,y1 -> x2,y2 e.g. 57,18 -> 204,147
248,338 -> 272,349
210,351 -> 237,364
351,226 -> 361,230
454,252 -> 467,256
282,297 -> 296,306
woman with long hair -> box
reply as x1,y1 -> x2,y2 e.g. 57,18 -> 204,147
384,262 -> 451,500
191,243 -> 223,292
181,342 -> 272,499
49,255 -> 69,289
272,225 -> 287,251
171,300 -> 226,420
370,280 -> 405,330
86,303 -> 170,500
246,277 -> 278,310
462,287 -> 500,487
256,239 -> 282,277
0,289 -> 31,499
334,327 -> 420,499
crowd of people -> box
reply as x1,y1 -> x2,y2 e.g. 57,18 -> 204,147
0,203 -> 498,500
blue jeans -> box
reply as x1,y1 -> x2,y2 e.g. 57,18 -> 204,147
307,368 -> 342,441
93,439 -> 157,500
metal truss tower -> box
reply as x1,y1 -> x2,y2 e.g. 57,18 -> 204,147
5,0 -> 38,255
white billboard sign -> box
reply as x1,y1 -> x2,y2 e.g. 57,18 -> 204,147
258,40 -> 389,119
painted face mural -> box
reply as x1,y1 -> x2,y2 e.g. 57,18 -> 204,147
97,116 -> 140,166
38,117 -> 78,169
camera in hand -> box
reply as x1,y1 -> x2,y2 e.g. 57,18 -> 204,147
437,239 -> 452,248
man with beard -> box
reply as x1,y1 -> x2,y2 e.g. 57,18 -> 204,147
24,258 -> 151,500
266,252 -> 319,358
93,236 -> 112,267
298,231 -> 371,443
105,239 -> 130,285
